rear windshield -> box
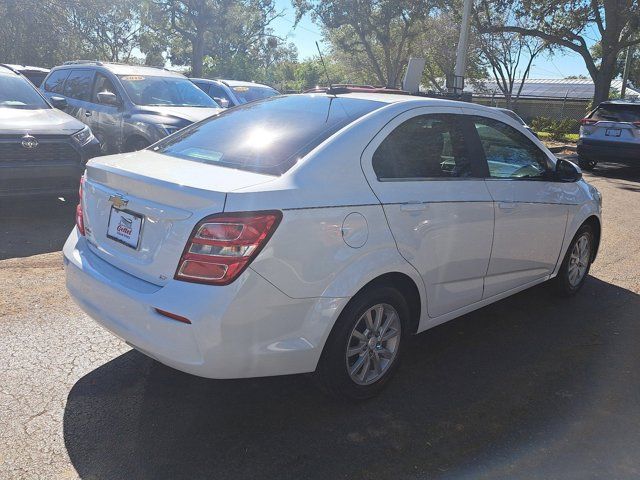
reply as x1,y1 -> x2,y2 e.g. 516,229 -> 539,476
591,104 -> 640,123
153,95 -> 385,175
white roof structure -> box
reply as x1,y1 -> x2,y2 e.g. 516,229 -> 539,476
469,78 -> 640,100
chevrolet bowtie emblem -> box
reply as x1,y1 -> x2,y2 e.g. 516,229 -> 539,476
108,194 -> 129,209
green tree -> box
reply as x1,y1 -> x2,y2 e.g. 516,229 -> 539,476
293,0 -> 434,87
476,0 -> 640,105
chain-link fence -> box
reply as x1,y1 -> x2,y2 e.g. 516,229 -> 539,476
474,96 -> 591,127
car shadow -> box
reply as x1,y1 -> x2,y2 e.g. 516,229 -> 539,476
0,195 -> 77,260
63,276 -> 640,479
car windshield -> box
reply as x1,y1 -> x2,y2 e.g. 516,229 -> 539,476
118,74 -> 218,107
153,95 -> 385,175
0,73 -> 50,109
591,104 -> 640,123
230,85 -> 279,104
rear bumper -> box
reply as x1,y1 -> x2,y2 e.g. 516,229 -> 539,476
577,139 -> 640,162
63,228 -> 346,379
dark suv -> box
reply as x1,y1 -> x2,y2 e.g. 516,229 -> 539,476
41,61 -> 221,155
0,65 -> 100,197
577,101 -> 640,169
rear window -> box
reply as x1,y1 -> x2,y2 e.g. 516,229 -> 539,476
591,104 -> 640,123
153,95 -> 385,175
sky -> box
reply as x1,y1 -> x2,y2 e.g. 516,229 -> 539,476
271,0 -> 592,79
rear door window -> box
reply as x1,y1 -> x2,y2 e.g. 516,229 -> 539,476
63,70 -> 95,101
43,69 -> 71,94
153,95 -> 384,175
372,114 -> 476,180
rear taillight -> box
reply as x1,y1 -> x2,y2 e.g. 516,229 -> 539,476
580,118 -> 597,126
76,176 -> 85,236
175,211 -> 282,285
634,122 -> 640,128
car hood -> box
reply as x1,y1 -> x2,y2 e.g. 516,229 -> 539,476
133,106 -> 222,124
0,107 -> 85,135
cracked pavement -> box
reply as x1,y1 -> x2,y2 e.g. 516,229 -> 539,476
1,161 -> 639,479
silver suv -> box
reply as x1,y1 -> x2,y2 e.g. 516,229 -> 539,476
41,61 -> 221,155
577,101 -> 640,170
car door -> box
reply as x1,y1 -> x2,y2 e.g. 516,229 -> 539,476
90,72 -> 124,154
62,69 -> 95,126
361,107 -> 494,319
463,110 -> 572,298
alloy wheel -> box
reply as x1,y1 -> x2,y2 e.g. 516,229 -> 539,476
345,303 -> 401,386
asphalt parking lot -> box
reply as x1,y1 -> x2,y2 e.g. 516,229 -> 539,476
1,159 -> 639,480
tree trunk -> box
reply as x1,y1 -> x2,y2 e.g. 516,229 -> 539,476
191,32 -> 205,77
592,54 -> 617,105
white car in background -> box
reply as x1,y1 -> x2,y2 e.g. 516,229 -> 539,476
64,91 -> 602,400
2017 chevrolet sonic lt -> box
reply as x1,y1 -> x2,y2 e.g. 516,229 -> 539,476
64,91 -> 602,399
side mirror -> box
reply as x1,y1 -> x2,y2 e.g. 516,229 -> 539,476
555,158 -> 582,182
213,97 -> 230,108
97,91 -> 120,106
50,96 -> 67,109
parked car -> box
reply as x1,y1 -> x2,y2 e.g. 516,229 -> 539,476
64,91 -> 602,400
0,64 -> 99,197
495,107 -> 537,137
577,100 -> 640,169
1,64 -> 50,87
191,78 -> 279,108
41,61 -> 222,155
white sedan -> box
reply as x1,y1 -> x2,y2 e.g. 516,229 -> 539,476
63,91 -> 602,400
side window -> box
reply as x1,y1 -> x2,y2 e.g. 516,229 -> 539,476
63,70 -> 95,101
372,114 -> 474,180
43,70 -> 70,94
92,73 -> 118,103
473,117 -> 549,179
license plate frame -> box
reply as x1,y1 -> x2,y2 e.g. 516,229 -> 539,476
106,207 -> 144,250
605,128 -> 622,137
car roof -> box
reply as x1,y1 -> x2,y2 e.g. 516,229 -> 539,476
0,65 -> 21,76
597,100 -> 640,107
2,64 -> 49,73
191,78 -> 274,89
53,62 -> 185,78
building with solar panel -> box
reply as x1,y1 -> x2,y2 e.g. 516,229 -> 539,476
468,78 -> 640,124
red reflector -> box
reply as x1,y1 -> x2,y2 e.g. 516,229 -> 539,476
76,176 -> 85,236
155,308 -> 192,324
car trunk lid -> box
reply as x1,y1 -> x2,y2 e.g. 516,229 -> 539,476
82,150 -> 275,285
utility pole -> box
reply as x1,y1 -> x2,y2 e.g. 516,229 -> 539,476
621,46 -> 633,99
451,0 -> 474,95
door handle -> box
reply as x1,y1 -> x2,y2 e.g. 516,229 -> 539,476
84,111 -> 92,117
498,202 -> 519,211
400,201 -> 428,212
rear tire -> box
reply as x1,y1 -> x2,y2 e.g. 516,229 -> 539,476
578,156 -> 597,171
553,224 -> 594,296
316,284 -> 409,401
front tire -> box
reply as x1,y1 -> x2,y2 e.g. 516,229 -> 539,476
553,224 -> 594,296
316,285 -> 409,400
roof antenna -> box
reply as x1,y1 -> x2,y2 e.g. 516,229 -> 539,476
316,41 -> 334,95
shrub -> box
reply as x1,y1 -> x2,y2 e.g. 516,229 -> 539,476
530,116 -> 580,140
